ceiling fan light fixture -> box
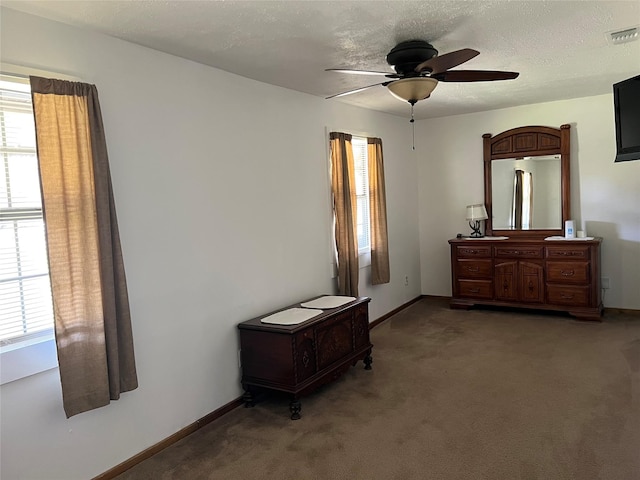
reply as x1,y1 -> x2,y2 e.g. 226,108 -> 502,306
387,77 -> 438,103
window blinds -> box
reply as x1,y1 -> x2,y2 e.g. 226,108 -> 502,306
0,75 -> 54,344
351,136 -> 370,253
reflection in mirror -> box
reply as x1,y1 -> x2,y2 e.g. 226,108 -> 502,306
491,155 -> 561,230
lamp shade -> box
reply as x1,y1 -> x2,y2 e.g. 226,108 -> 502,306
466,204 -> 488,221
387,77 -> 438,103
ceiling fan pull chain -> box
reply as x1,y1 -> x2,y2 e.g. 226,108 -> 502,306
410,102 -> 415,150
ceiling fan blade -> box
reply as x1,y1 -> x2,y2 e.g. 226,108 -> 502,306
433,70 -> 520,82
326,68 -> 400,78
415,48 -> 480,74
325,81 -> 391,99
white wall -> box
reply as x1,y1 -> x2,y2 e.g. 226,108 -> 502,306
416,95 -> 640,309
0,9 -> 421,480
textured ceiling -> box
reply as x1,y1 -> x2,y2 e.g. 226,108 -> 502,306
3,0 -> 640,119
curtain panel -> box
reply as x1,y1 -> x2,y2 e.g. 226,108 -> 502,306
30,76 -> 137,418
367,138 -> 390,285
329,132 -> 359,296
512,169 -> 524,229
512,169 -> 533,230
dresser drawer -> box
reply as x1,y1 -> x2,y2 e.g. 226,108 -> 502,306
545,245 -> 590,260
546,261 -> 590,284
547,285 -> 590,307
456,245 -> 491,258
458,279 -> 493,299
494,245 -> 543,259
456,259 -> 492,279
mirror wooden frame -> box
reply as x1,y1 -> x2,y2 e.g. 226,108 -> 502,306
483,124 -> 571,238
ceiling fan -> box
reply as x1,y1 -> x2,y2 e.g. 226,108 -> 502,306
326,40 -> 519,105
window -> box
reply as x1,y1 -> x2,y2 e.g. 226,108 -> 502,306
0,73 -> 56,383
351,136 -> 371,256
329,131 -> 389,293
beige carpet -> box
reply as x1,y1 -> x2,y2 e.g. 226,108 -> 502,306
115,298 -> 640,480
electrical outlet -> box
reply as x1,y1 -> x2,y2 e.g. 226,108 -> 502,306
404,275 -> 409,286
601,277 -> 610,289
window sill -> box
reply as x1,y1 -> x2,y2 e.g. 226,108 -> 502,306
330,251 -> 371,279
0,334 -> 58,385
358,250 -> 371,269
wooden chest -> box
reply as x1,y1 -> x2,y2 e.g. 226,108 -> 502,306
238,296 -> 372,419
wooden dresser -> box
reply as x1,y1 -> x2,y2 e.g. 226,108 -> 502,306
449,238 -> 602,320
238,296 -> 372,419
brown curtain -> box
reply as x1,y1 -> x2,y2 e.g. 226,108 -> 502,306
367,137 -> 390,285
513,169 -> 524,229
512,169 -> 533,229
30,76 -> 137,418
329,132 -> 359,296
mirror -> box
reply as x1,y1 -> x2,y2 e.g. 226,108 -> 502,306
491,155 -> 561,230
483,125 -> 571,237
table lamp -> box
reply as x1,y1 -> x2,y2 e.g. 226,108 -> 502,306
466,204 -> 488,238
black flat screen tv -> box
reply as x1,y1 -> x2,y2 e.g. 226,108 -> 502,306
613,74 -> 640,162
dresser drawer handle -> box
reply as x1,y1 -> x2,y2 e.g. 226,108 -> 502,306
561,270 -> 575,276
555,251 -> 580,256
560,293 -> 574,299
502,249 -> 537,256
463,249 -> 481,254
469,288 -> 480,293
466,266 -> 480,272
